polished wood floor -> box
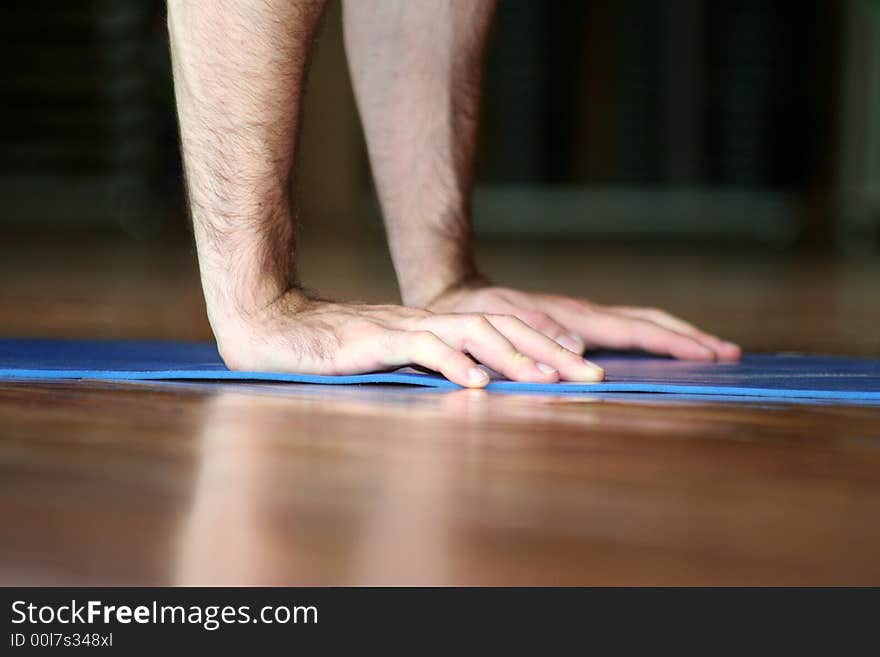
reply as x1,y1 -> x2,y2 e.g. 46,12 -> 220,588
1,231 -> 879,585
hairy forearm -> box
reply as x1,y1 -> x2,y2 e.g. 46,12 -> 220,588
343,0 -> 497,307
168,0 -> 325,333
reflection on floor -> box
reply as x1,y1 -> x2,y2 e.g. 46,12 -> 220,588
1,232 -> 879,585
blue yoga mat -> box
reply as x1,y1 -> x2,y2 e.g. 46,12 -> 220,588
1,338 -> 879,403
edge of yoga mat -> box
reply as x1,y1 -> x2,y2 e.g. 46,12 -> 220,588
2,367 -> 880,401
1,339 -> 879,402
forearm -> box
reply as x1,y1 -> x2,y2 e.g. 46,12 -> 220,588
165,1 -> 622,382
343,0 -> 497,307
168,0 -> 325,337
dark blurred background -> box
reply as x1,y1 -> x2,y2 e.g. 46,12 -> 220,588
2,0 -> 878,249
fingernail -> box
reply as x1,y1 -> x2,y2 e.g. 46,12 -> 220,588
582,362 -> 605,381
468,367 -> 489,386
536,362 -> 558,375
557,333 -> 585,353
723,341 -> 740,349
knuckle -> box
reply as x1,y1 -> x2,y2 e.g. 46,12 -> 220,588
465,315 -> 493,334
557,343 -> 577,357
557,296 -> 587,311
490,313 -> 522,326
527,311 -> 555,330
508,351 -> 533,367
410,329 -> 433,343
409,330 -> 439,351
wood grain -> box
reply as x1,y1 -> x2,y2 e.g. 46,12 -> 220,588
1,233 -> 879,585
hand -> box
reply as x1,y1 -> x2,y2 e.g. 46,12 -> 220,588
213,290 -> 606,388
425,283 -> 742,363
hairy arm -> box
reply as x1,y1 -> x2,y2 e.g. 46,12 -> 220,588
342,0 -> 493,308
168,0 -> 323,343
343,0 -> 741,362
167,0 -> 603,386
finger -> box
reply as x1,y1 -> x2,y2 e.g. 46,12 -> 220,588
609,306 -> 742,361
556,309 -> 719,361
514,308 -> 586,355
485,315 -> 604,382
422,315 -> 560,383
388,330 -> 490,388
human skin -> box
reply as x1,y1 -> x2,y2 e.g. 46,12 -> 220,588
342,0 -> 741,362
167,0 -> 739,390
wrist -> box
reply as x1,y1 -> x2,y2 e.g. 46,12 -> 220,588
206,284 -> 308,367
201,270 -> 297,323
193,199 -> 295,302
400,264 -> 488,309
388,208 -> 483,308
194,233 -> 301,341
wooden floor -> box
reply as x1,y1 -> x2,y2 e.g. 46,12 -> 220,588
1,231 -> 879,585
